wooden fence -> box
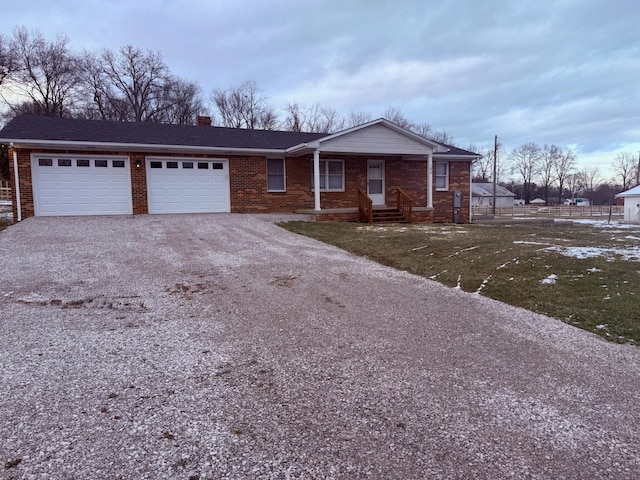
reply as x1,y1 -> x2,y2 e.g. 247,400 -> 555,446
0,180 -> 11,201
472,204 -> 623,219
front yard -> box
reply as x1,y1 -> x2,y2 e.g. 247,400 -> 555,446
281,219 -> 640,345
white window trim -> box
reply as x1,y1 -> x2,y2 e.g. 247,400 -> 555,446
311,159 -> 345,192
267,158 -> 286,192
435,161 -> 449,191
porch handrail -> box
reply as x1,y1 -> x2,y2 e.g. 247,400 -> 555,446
358,188 -> 373,223
396,187 -> 413,223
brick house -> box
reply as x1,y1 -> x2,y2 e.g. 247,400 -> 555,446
0,115 -> 480,223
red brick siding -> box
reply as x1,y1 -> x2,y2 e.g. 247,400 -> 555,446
432,160 -> 472,223
130,154 -> 147,214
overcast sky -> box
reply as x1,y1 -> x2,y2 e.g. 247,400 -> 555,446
5,0 -> 639,177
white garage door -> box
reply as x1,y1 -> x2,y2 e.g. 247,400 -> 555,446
31,155 -> 132,216
146,158 -> 230,214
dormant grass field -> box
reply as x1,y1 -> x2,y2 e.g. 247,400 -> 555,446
281,219 -> 640,345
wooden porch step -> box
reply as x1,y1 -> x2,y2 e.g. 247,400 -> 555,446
371,208 -> 407,223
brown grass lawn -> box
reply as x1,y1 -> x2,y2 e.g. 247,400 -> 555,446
281,220 -> 640,345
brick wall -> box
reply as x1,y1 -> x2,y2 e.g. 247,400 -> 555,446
432,160 -> 472,223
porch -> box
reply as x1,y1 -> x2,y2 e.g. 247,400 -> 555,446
297,187 -> 434,223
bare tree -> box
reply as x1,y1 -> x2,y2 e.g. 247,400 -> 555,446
566,171 -> 587,202
509,142 -> 541,203
78,45 -> 203,124
383,106 -> 414,130
581,166 -> 602,203
102,45 -> 170,122
345,109 -> 373,128
473,141 -> 505,183
0,33 -> 18,88
554,149 -> 576,204
539,144 -> 563,205
149,77 -> 205,125
282,102 -> 344,133
612,152 -> 638,190
211,80 -> 278,130
7,27 -> 81,117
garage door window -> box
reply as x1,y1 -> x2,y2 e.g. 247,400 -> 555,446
58,159 -> 71,167
113,160 -> 125,168
77,159 -> 90,167
183,162 -> 193,169
198,162 -> 209,169
167,161 -> 178,169
39,158 -> 52,166
95,160 -> 108,167
150,161 -> 162,168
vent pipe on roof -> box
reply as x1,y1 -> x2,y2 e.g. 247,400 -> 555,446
196,116 -> 212,126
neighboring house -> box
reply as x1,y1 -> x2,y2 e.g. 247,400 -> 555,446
471,183 -> 516,207
530,198 -> 546,206
0,115 -> 480,223
615,185 -> 640,225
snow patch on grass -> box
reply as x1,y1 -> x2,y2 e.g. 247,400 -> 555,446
541,274 -> 558,284
546,245 -> 640,262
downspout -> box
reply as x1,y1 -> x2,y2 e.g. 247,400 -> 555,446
11,143 -> 21,222
427,153 -> 433,208
313,149 -> 321,210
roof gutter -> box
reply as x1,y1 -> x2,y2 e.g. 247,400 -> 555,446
0,139 -> 288,156
10,143 -> 21,222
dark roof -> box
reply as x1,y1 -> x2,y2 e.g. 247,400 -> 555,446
472,183 -> 516,197
438,144 -> 480,157
0,115 -> 326,150
0,115 -> 481,157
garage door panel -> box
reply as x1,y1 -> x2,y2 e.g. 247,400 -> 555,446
147,158 -> 230,214
32,156 -> 133,216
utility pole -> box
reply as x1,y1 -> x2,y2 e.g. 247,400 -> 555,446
492,135 -> 498,215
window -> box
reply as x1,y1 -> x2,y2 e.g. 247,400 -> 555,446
182,162 -> 194,169
166,161 -> 178,169
435,162 -> 448,190
58,159 -> 72,167
212,163 -> 224,170
38,158 -> 53,166
112,160 -> 125,168
150,161 -> 162,169
197,162 -> 209,169
267,158 -> 285,192
77,159 -> 90,167
311,160 -> 344,191
95,160 -> 108,167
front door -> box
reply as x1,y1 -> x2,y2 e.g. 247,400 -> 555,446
367,160 -> 385,205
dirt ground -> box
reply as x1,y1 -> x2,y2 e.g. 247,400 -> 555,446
1,214 -> 639,479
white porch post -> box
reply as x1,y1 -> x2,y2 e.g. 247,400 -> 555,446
313,149 -> 321,210
427,153 -> 433,208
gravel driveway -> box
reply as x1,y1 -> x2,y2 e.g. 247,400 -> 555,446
1,214 -> 639,479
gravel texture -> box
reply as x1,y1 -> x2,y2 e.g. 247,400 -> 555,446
1,214 -> 639,479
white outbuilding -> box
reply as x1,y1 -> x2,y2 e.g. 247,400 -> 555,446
615,185 -> 640,224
